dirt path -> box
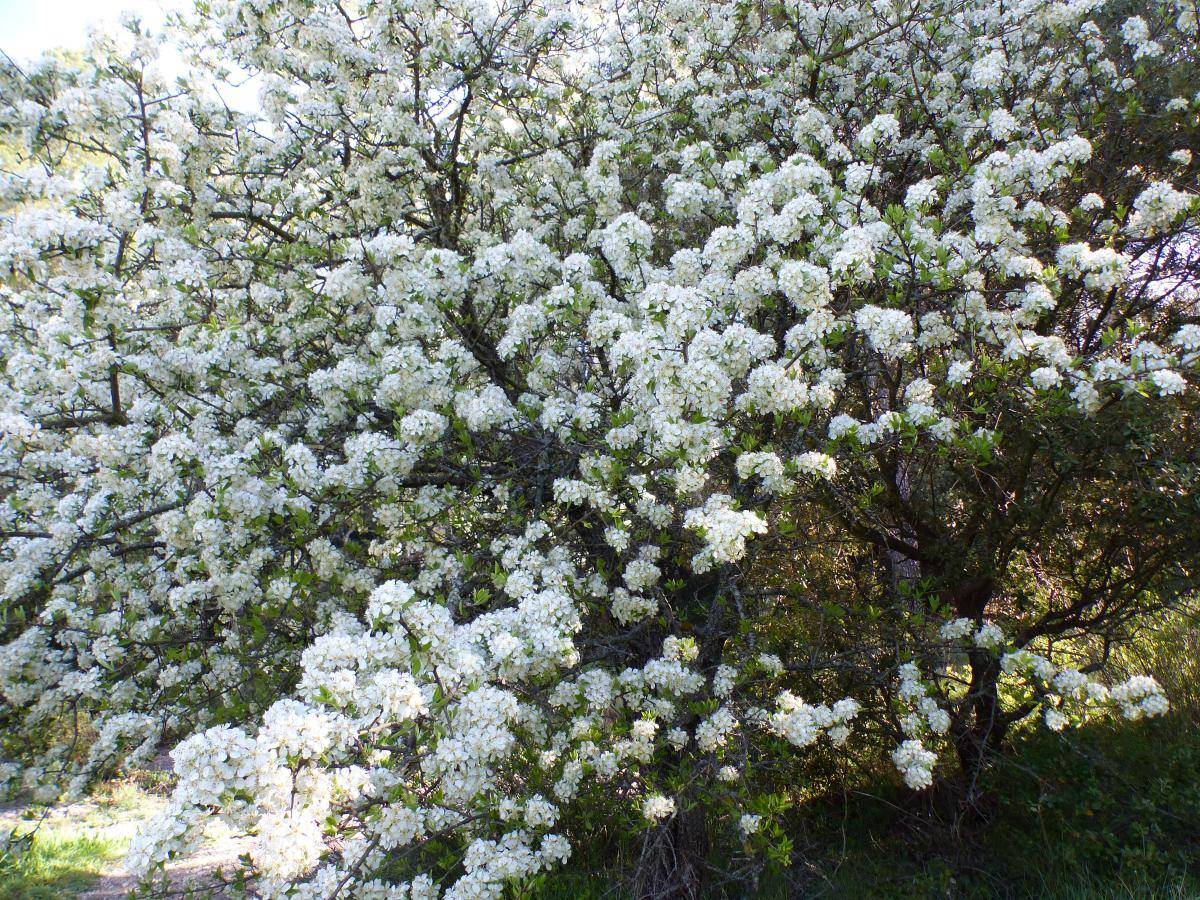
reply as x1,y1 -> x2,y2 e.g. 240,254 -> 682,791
78,825 -> 250,899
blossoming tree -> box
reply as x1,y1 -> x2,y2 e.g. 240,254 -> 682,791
1,0 -> 1197,895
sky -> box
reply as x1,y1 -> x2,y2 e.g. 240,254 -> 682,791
0,0 -> 180,63
0,0 -> 261,110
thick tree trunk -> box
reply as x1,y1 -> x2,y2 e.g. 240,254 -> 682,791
632,568 -> 727,898
945,577 -> 1006,811
634,804 -> 709,899
888,457 -> 922,589
953,649 -> 1007,810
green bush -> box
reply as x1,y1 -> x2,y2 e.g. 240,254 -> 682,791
771,715 -> 1200,899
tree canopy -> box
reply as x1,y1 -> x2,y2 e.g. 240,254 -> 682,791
0,0 -> 1197,895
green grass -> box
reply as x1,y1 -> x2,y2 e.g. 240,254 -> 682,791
0,826 -> 124,899
0,780 -> 165,900
1028,867 -> 1198,900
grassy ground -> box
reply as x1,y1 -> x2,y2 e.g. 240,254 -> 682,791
0,778 -> 249,900
0,829 -> 124,899
0,781 -> 165,899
